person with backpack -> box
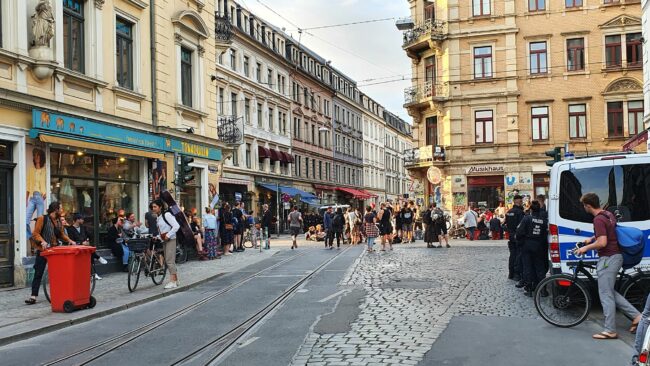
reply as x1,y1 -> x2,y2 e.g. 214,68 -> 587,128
575,193 -> 640,340
431,203 -> 449,248
515,200 -> 548,297
151,199 -> 181,289
331,208 -> 345,250
288,206 -> 303,250
400,205 -> 414,244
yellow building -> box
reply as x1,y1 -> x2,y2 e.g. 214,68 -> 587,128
0,0 -> 225,287
401,0 -> 643,216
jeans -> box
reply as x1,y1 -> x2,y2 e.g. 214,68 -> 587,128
597,254 -> 639,333
467,226 -> 476,240
634,295 -> 650,358
121,244 -> 130,265
31,250 -> 47,297
26,192 -> 45,238
262,227 -> 270,249
367,237 -> 376,250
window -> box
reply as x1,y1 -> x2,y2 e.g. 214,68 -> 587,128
566,38 -> 585,71
311,125 -> 316,145
559,164 -> 650,224
256,63 -> 261,82
245,143 -> 251,168
531,106 -> 549,141
257,103 -> 262,127
267,68 -> 273,87
473,46 -> 492,79
628,101 -> 644,136
63,0 -> 84,73
425,3 -> 435,21
565,0 -> 582,8
472,0 -> 490,16
607,101 -> 624,137
243,56 -> 250,77
305,157 -> 309,178
218,88 -> 224,114
232,148 -> 239,166
294,117 -> 301,139
425,56 -> 436,83
426,117 -> 437,146
605,35 -> 622,68
474,110 -> 494,144
244,98 -> 251,124
529,42 -> 547,74
116,18 -> 134,89
569,104 -> 587,138
626,33 -> 642,67
229,49 -> 236,71
180,48 -> 193,107
529,0 -> 545,11
231,93 -> 238,116
268,108 -> 274,132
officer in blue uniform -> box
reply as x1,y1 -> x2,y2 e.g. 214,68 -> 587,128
506,195 -> 525,282
516,200 -> 548,296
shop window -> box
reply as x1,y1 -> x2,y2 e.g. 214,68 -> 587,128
566,38 -> 585,71
529,42 -> 547,74
116,17 -> 134,89
180,167 -> 202,215
531,106 -> 549,141
607,101 -> 624,137
568,104 -> 587,138
63,0 -> 85,73
628,101 -> 644,136
50,150 -> 140,249
626,33 -> 642,67
180,47 -> 193,106
605,35 -> 622,68
473,46 -> 492,79
474,110 -> 494,144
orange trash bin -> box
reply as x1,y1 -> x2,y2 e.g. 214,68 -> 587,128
40,246 -> 97,313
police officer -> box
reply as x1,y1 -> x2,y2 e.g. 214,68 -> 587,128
506,194 -> 525,282
516,200 -> 548,296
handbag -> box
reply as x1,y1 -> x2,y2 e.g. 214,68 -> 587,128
224,223 -> 234,230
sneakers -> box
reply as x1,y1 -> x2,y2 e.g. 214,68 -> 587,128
446,244 -> 450,248
94,273 -> 102,280
164,281 -> 178,289
515,281 -> 527,289
98,256 -> 108,265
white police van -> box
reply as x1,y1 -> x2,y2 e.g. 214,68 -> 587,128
547,152 -> 650,275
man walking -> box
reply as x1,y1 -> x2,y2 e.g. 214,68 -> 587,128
323,206 -> 333,249
506,195 -> 525,282
261,204 -> 272,250
575,193 -> 640,340
515,200 -> 548,296
151,199 -> 181,289
463,204 -> 478,241
288,206 -> 303,250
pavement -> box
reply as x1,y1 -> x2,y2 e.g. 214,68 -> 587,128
0,234 -> 314,347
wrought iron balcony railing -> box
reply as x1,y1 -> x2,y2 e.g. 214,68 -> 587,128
404,81 -> 449,105
402,19 -> 447,48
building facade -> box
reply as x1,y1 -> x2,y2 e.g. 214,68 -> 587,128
401,0 -> 643,216
0,0 -> 224,287
361,94 -> 386,205
384,111 -> 413,203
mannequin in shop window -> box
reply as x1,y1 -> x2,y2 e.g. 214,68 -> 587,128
26,148 -> 47,239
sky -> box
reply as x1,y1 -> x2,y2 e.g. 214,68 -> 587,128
239,0 -> 413,122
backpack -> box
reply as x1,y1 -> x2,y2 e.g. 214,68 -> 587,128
332,214 -> 343,229
616,225 -> 645,269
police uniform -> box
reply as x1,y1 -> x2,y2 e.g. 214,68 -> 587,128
505,203 -> 525,280
516,210 -> 548,294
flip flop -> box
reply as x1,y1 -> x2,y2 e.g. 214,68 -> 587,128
630,319 -> 641,333
592,332 -> 618,340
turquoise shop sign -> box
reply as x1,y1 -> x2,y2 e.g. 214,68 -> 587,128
31,110 -> 222,161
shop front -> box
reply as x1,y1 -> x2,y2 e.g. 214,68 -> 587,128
219,174 -> 254,211
466,168 -> 505,211
257,181 -> 318,233
533,173 -> 550,198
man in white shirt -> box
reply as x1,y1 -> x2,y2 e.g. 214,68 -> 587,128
464,205 -> 478,241
151,199 -> 180,289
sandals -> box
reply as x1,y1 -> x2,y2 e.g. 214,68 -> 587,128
24,298 -> 36,305
630,316 -> 641,333
592,332 -> 618,340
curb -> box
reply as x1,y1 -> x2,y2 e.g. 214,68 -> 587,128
0,270 -> 228,347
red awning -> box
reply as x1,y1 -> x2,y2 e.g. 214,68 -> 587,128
278,151 -> 289,163
359,189 -> 378,198
622,130 -> 648,151
269,149 -> 280,161
336,187 -> 371,199
285,152 -> 295,163
258,146 -> 271,158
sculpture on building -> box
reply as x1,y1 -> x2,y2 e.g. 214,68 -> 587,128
31,0 -> 55,48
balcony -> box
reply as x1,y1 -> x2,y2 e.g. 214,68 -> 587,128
402,19 -> 447,54
404,81 -> 449,108
404,145 -> 446,168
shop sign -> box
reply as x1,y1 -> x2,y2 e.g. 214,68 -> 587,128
467,165 -> 504,174
427,166 -> 442,185
31,110 -> 222,161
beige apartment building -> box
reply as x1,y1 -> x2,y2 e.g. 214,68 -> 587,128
0,0 -> 225,287
401,0 -> 643,216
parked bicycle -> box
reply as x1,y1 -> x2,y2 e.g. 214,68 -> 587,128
534,242 -> 650,328
126,237 -> 167,293
448,220 -> 466,239
175,240 -> 188,264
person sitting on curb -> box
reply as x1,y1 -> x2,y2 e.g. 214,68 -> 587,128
25,202 -> 76,305
67,213 -> 107,280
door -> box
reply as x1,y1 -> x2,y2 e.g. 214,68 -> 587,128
0,167 -> 14,287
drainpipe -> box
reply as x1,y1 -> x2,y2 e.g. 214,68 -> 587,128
150,0 -> 158,127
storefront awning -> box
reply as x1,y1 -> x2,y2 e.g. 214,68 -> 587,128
258,146 -> 271,158
278,151 -> 290,163
314,184 -> 336,191
622,129 -> 648,151
269,149 -> 281,162
37,134 -> 166,160
336,187 -> 371,199
359,189 -> 378,198
257,183 -> 319,204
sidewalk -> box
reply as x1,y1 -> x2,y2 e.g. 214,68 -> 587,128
0,235 -> 303,347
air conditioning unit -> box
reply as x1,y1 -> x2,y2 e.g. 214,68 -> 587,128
395,17 -> 415,31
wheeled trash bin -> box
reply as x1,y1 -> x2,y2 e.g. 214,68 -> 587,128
40,246 -> 97,313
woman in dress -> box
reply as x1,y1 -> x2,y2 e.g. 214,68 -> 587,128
423,204 -> 437,248
202,207 -> 218,259
219,203 -> 234,256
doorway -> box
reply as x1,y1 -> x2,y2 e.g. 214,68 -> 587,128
0,163 -> 15,287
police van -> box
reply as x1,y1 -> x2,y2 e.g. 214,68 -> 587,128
547,152 -> 650,275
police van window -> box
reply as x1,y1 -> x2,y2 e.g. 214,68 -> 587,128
559,164 -> 650,223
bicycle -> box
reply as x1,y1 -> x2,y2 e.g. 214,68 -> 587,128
448,221 -> 466,239
242,228 -> 256,249
175,240 -> 188,264
534,242 -> 650,328
126,237 -> 167,293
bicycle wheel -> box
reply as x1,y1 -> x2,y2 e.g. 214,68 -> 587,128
127,256 -> 142,293
151,253 -> 167,285
534,274 -> 592,328
89,267 -> 96,296
621,274 -> 650,312
175,242 -> 188,264
42,268 -> 50,303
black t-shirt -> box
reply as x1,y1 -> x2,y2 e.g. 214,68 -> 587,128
145,211 -> 159,236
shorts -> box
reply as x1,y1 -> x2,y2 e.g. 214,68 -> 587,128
290,226 -> 301,236
379,224 -> 393,236
402,224 -> 413,232
439,223 -> 448,235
